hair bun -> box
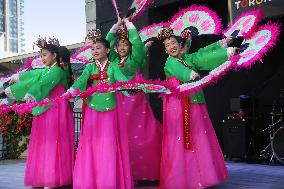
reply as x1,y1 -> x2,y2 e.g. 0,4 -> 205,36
86,29 -> 102,44
157,27 -> 174,41
34,36 -> 60,49
181,26 -> 199,39
116,24 -> 129,42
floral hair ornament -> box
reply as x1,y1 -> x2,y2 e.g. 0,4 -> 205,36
33,36 -> 47,50
116,24 -> 129,42
34,36 -> 60,53
157,27 -> 174,41
85,29 -> 102,44
47,37 -> 60,46
181,26 -> 199,39
181,28 -> 192,39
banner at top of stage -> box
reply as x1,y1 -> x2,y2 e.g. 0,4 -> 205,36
230,0 -> 284,21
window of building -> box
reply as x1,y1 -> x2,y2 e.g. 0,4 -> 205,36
9,38 -> 18,52
9,0 -> 17,16
0,0 -> 4,15
0,15 -> 4,32
9,16 -> 17,37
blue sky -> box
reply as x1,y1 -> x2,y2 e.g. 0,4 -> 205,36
24,0 -> 86,53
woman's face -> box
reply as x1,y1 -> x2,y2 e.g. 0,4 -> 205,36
117,39 -> 131,57
92,42 -> 110,62
40,49 -> 56,66
164,36 -> 182,57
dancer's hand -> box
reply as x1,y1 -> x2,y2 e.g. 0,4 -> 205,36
62,91 -> 75,102
233,47 -> 240,55
226,36 -> 233,45
123,17 -> 131,24
117,17 -> 123,26
9,78 -> 17,85
23,94 -> 36,103
227,47 -> 239,57
145,40 -> 154,48
190,70 -> 200,81
24,97 -> 31,103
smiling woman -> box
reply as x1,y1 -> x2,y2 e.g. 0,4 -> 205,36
24,0 -> 86,53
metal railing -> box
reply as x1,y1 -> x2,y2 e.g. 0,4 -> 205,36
73,111 -> 82,151
0,132 -> 5,159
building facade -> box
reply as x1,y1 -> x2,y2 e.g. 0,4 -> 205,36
0,0 -> 24,55
85,0 -> 96,32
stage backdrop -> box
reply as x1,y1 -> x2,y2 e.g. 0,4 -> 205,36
229,0 -> 284,21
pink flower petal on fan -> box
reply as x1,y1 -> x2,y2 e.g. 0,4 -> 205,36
189,14 -> 199,23
252,31 -> 261,38
34,58 -> 43,65
146,85 -> 163,91
242,25 -> 252,33
146,29 -> 156,37
136,0 -> 143,4
230,25 -> 238,32
255,35 -> 268,44
173,20 -> 184,31
242,17 -> 253,26
242,49 -> 255,59
201,20 -> 211,31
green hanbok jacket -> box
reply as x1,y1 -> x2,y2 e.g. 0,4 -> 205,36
164,41 -> 229,104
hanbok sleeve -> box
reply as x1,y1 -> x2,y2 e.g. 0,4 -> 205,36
164,58 -> 193,83
185,43 -> 228,71
19,68 -> 45,81
126,21 -> 147,72
106,24 -> 120,62
25,66 -> 64,102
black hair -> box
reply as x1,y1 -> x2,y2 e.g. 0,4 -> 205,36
43,44 -> 61,66
176,36 -> 187,48
58,46 -> 74,87
163,26 -> 199,49
58,46 -> 70,63
44,44 -> 59,54
186,26 -> 199,36
96,38 -> 110,49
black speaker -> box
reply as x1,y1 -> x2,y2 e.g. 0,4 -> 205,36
230,96 -> 252,113
223,118 -> 251,161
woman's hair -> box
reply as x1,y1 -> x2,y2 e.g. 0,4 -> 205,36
176,36 -> 188,49
159,26 -> 197,50
43,44 -> 59,54
58,46 -> 70,63
162,35 -> 187,49
95,38 -> 110,49
58,46 -> 73,87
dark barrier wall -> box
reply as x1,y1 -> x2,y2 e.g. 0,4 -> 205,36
230,0 -> 284,21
